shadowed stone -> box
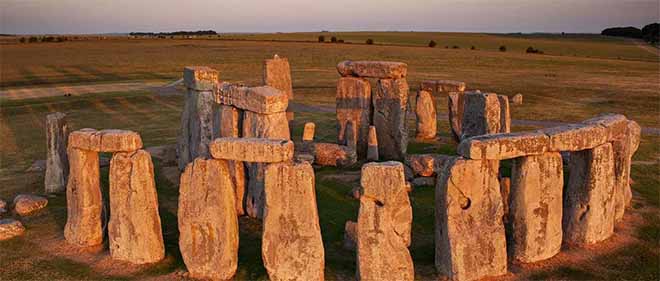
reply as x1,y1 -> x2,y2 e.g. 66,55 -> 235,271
625,121 -> 641,208
435,158 -> 507,281
108,150 -> 164,264
0,219 -> 25,241
337,60 -> 407,79
217,84 -> 288,114
457,131 -> 550,160
13,194 -> 48,216
500,177 -> 511,224
213,104 -> 246,216
461,91 -> 501,140
210,138 -> 293,163
343,220 -> 357,250
65,147 -> 103,247
45,112 -> 69,193
357,162 -> 413,281
336,77 -> 372,158
366,126 -> 379,161
508,152 -> 563,263
303,122 -> 316,142
264,55 -> 293,100
541,124 -> 608,152
405,154 -> 450,177
563,143 -> 615,245
498,95 -> 511,134
70,128 -> 143,152
448,91 -> 465,142
373,78 -> 409,160
415,90 -> 437,139
312,143 -> 357,167
263,162 -> 325,281
343,121 -> 357,149
178,158 -> 238,281
611,119 -> 640,222
184,66 -> 220,91
412,176 -> 435,187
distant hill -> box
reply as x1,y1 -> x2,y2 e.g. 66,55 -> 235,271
129,30 -> 217,37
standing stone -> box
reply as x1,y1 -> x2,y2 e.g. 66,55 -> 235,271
373,79 -> 409,160
178,158 -> 238,281
262,162 -> 325,281
512,94 -> 523,105
435,158 -> 507,281
448,91 -> 465,142
263,55 -> 293,100
303,122 -> 316,142
508,152 -> 563,263
415,90 -> 437,140
213,105 -> 246,216
367,126 -> 379,161
336,77 -> 372,158
108,150 -> 165,264
563,143 -> 616,245
625,121 -> 641,208
45,112 -> 69,193
497,95 -> 511,134
64,147 -> 103,247
461,92 -> 501,140
357,162 -> 413,281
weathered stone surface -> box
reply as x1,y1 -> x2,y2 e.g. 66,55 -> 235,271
242,111 -> 291,140
303,122 -> 316,142
217,84 -> 289,114
373,78 -> 409,160
415,90 -> 437,139
563,143 -> 616,245
336,77 -> 372,158
343,220 -> 357,250
108,150 -> 165,264
70,128 -> 143,152
367,126 -> 379,161
263,162 -> 325,281
583,114 -> 629,141
358,162 -> 413,281
0,219 -> 25,241
448,91 -> 465,142
178,86 -> 216,169
541,124 -> 608,152
497,95 -> 511,134
45,112 -> 69,193
213,104 -> 242,139
500,177 -> 511,224
337,60 -> 407,79
458,131 -> 550,160
264,55 -> 293,100
13,194 -> 48,216
65,147 -> 103,247
343,121 -> 357,149
210,137 -> 293,163
461,91 -> 501,140
405,154 -> 450,177
412,176 -> 435,187
421,80 -> 467,96
312,143 -> 357,167
179,158 -> 238,281
509,152 -> 563,263
183,66 -> 220,91
625,121 -> 641,208
512,94 -> 523,105
435,158 -> 507,281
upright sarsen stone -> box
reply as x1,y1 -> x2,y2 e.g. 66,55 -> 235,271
563,143 -> 616,245
357,162 -> 413,281
509,152 -> 563,263
366,126 -> 379,161
64,147 -> 102,247
45,112 -> 69,193
108,150 -> 165,264
448,91 -> 465,142
263,162 -> 325,281
415,90 -> 437,140
497,95 -> 511,134
213,105 -> 246,216
263,55 -> 293,100
435,158 -> 507,281
373,79 -> 409,160
461,92 -> 501,140
178,158 -> 238,280
336,77 -> 372,158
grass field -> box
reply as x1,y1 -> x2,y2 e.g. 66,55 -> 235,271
0,32 -> 658,280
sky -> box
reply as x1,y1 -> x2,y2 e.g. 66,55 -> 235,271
1,0 -> 658,34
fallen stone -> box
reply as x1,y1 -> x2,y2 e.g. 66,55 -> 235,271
373,78 -> 409,160
64,148 -> 103,247
0,219 -> 25,241
210,138 -> 294,163
45,112 -> 69,193
541,124 -> 608,152
343,220 -> 357,250
13,194 -> 48,216
448,91 -> 465,142
108,150 -> 165,264
461,91 -> 501,140
183,66 -> 220,91
217,84 -> 288,114
512,94 -> 523,105
358,162 -> 414,281
509,152 -> 563,263
405,154 -> 450,177
337,60 -> 407,79
436,158 -> 507,281
263,55 -> 293,100
498,95 -> 511,134
262,162 -> 325,281
457,131 -> 550,160
563,143 -> 615,245
178,158 -> 238,281
412,177 -> 435,187
69,128 -> 143,152
302,122 -> 315,142
367,126 -> 379,161
312,143 -> 357,167
336,77 -> 372,158
415,90 -> 437,139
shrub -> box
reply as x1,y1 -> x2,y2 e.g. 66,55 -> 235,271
470,46 -> 476,50
452,45 -> 459,49
19,37 -> 26,43
337,39 -> 344,43
445,46 -> 449,49
331,36 -> 337,43
428,40 -> 437,48
499,45 -> 507,52
318,35 -> 325,42
366,38 -> 374,45
526,46 -> 544,54
28,36 -> 38,43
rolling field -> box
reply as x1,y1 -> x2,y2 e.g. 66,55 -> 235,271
0,32 -> 658,280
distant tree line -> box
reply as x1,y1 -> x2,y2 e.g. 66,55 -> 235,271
601,23 -> 659,43
129,30 -> 218,36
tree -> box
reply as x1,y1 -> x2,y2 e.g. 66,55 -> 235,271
331,36 -> 337,43
601,26 -> 642,38
19,37 -> 26,43
499,45 -> 507,52
366,38 -> 374,45
318,35 -> 325,42
428,40 -> 437,48
642,23 -> 659,43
